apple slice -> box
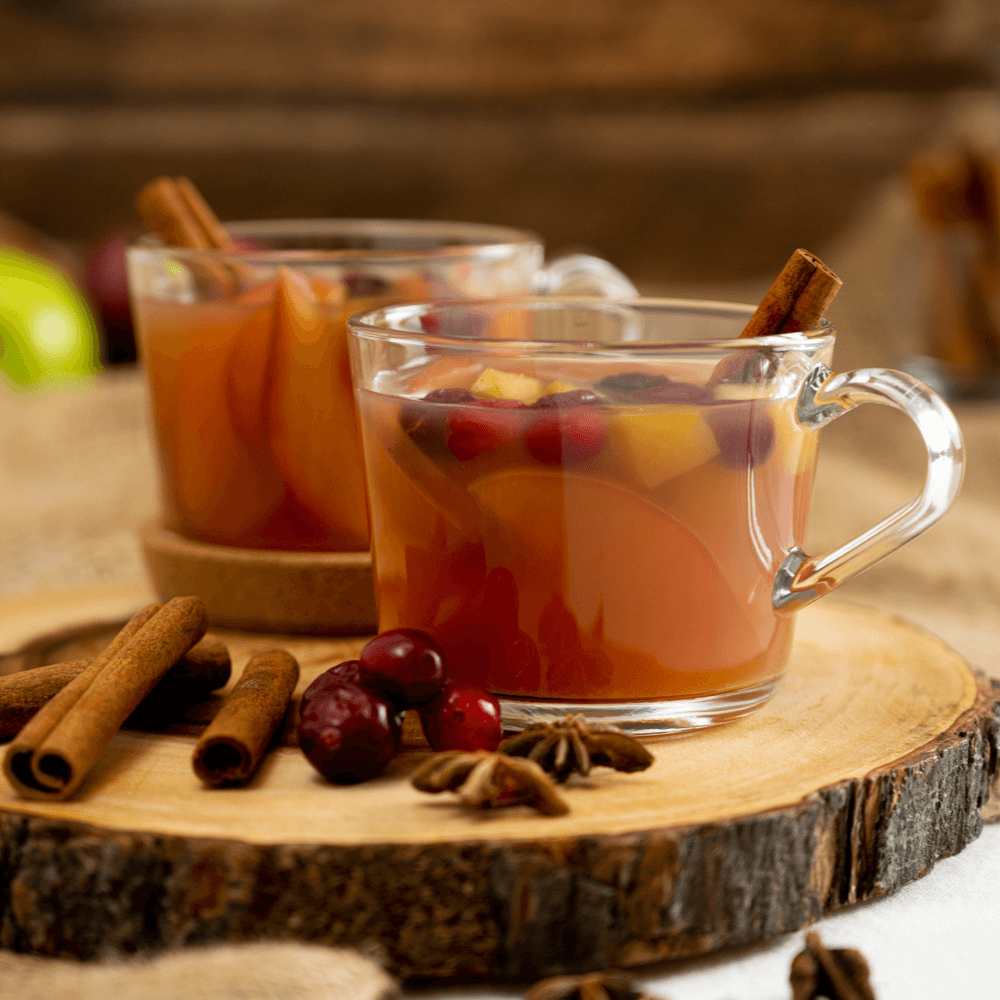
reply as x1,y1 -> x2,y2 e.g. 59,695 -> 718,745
266,267 -> 370,549
472,366 -> 547,404
605,407 -> 720,489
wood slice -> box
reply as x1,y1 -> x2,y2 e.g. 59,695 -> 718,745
0,600 -> 996,981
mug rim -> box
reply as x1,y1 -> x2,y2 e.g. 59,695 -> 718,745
348,295 -> 838,351
128,217 -> 543,264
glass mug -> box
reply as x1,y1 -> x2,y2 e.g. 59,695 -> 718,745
348,297 -> 964,733
126,219 -> 635,552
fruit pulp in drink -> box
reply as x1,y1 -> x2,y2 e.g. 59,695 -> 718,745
357,361 -> 818,702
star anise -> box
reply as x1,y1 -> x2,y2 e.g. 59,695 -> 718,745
790,932 -> 876,1000
525,969 -> 653,1000
411,750 -> 569,816
499,715 -> 654,783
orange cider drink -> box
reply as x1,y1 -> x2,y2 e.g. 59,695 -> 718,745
350,299 -> 835,732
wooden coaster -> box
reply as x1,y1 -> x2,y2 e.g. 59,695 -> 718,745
0,601 -> 996,980
138,519 -> 376,634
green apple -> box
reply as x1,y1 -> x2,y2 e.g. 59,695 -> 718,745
0,246 -> 100,386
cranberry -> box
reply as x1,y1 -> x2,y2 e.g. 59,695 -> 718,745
597,372 -> 667,396
707,402 -> 776,468
526,407 -> 606,465
596,371 -> 711,404
299,683 -> 402,783
419,313 -> 440,335
344,272 -> 389,297
301,659 -> 361,709
425,387 -> 479,404
419,680 -> 502,752
445,399 -> 525,461
359,627 -> 446,708
400,388 -> 478,457
532,389 -> 602,408
632,380 -> 712,405
706,351 -> 779,387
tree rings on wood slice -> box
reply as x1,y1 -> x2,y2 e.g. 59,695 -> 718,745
0,600 -> 996,979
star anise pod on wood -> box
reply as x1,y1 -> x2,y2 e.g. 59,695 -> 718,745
525,969 -> 653,1000
499,714 -> 654,783
790,932 -> 876,1000
411,750 -> 569,815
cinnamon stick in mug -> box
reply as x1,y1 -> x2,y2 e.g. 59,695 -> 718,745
0,635 -> 230,742
4,597 -> 206,800
193,649 -> 299,786
740,248 -> 842,338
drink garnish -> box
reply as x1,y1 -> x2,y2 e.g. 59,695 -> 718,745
499,714 -> 653,783
525,970 -> 649,1000
411,749 -> 569,816
740,248 -> 841,338
790,932 -> 875,1000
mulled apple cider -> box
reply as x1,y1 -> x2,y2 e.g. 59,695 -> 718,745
349,299 -> 964,732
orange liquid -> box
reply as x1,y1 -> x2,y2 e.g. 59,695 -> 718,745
358,373 -> 817,702
135,273 -> 423,551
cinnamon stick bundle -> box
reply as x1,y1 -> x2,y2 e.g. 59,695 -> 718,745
0,635 -> 230,742
741,248 -> 842,338
193,648 -> 299,787
3,597 -> 206,801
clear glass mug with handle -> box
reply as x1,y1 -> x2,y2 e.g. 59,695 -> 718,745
348,297 -> 964,733
126,219 -> 635,553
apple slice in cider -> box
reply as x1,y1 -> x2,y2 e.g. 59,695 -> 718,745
265,268 -> 371,550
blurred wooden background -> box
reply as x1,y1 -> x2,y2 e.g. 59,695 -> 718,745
1,0 -> 998,284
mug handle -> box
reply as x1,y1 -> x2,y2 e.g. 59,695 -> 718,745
772,364 -> 965,611
536,253 -> 639,298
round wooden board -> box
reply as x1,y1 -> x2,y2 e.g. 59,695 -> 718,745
0,600 -> 997,981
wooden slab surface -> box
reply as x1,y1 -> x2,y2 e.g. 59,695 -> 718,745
0,597 -> 996,980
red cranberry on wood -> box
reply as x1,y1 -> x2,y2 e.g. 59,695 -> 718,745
359,627 -> 446,709
419,680 -> 503,752
301,659 -> 362,709
299,683 -> 401,784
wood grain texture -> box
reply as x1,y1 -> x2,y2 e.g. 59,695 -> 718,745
0,602 -> 996,979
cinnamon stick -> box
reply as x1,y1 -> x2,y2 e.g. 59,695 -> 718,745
3,597 -> 207,800
740,248 -> 842,338
136,176 -> 232,251
193,649 -> 299,786
173,176 -> 234,251
135,175 -> 238,294
0,636 -> 231,742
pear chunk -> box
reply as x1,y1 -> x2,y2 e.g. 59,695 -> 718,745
472,366 -> 546,404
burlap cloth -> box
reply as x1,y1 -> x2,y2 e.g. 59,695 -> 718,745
2,178 -> 999,998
